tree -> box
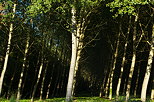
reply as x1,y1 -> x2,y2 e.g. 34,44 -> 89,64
116,16 -> 131,99
141,13 -> 154,102
109,21 -> 121,100
107,1 -> 150,101
0,2 -> 16,95
16,21 -> 31,101
66,0 -> 103,101
65,5 -> 77,102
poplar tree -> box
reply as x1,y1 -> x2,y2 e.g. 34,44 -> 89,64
0,1 -> 16,95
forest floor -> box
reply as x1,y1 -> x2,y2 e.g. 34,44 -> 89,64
0,97 -> 154,102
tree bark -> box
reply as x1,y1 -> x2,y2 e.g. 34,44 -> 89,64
31,59 -> 44,102
133,64 -> 140,97
105,55 -> 114,97
72,20 -> 85,96
141,24 -> 154,102
0,3 -> 16,95
116,17 -> 131,99
151,79 -> 154,100
65,6 -> 77,102
16,34 -> 30,101
99,70 -> 108,97
45,63 -> 55,99
40,61 -> 48,100
109,25 -> 121,100
126,15 -> 138,101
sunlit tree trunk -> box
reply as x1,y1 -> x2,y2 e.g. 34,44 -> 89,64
151,79 -> 154,100
16,34 -> 30,101
0,3 -> 16,95
126,14 -> 138,101
141,24 -> 154,102
72,19 -> 85,96
66,6 -> 77,102
40,61 -> 48,100
31,58 -> 44,102
21,61 -> 30,96
116,17 -> 131,99
109,26 -> 121,100
105,55 -> 114,97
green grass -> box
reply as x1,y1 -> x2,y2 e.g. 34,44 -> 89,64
0,97 -> 154,102
0,97 -> 111,102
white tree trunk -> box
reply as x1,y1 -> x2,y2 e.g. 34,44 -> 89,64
151,79 -> 154,100
72,20 -> 85,95
40,62 -> 48,100
141,24 -> 154,102
16,34 -> 30,101
116,41 -> 128,98
65,6 -> 77,102
109,30 -> 120,100
0,3 -> 16,95
126,15 -> 138,101
126,51 -> 136,101
116,17 -> 131,98
31,60 -> 44,102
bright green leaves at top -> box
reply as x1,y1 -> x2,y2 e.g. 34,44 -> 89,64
76,0 -> 101,10
27,0 -> 59,17
27,0 -> 102,18
107,0 -> 149,17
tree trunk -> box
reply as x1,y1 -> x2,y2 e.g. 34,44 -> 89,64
134,64 -> 140,97
0,3 -> 16,95
45,63 -> 55,99
151,79 -> 154,100
16,34 -> 30,101
99,70 -> 108,97
126,51 -> 136,101
40,61 -> 48,100
30,52 -> 40,97
105,55 -> 114,97
141,24 -> 154,102
31,59 -> 44,102
116,17 -> 131,99
105,73 -> 110,97
126,14 -> 138,101
65,6 -> 77,102
109,26 -> 121,100
72,20 -> 85,96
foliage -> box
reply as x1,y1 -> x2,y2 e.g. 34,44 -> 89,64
9,95 -> 16,102
0,0 -> 14,22
107,0 -> 150,17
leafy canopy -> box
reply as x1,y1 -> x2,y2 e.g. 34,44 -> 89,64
27,0 -> 102,17
107,0 -> 151,17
